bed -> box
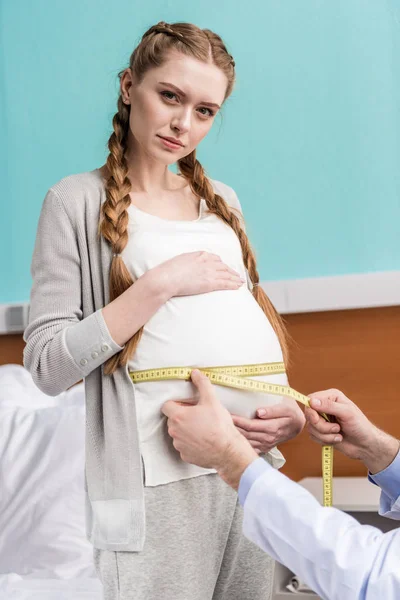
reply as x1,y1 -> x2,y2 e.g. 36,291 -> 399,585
0,364 -> 103,600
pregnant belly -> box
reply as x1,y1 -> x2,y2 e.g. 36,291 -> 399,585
128,286 -> 288,442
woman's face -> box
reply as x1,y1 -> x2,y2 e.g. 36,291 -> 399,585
121,50 -> 228,164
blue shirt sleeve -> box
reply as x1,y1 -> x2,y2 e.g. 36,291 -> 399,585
368,449 -> 400,499
368,450 -> 400,519
238,457 -> 271,506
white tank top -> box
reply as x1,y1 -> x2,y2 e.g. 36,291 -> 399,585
125,193 -> 286,486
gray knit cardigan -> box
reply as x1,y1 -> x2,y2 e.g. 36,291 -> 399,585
23,168 -> 247,551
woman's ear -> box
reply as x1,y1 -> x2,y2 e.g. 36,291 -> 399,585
120,68 -> 133,101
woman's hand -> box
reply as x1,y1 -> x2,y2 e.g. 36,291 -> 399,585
231,400 -> 306,454
153,251 -> 245,297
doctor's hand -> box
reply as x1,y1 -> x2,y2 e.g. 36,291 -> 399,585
231,400 -> 306,454
305,389 -> 400,475
162,370 -> 258,488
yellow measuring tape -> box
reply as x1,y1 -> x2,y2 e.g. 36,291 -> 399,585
129,362 -> 333,507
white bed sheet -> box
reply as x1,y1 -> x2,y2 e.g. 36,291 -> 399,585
0,364 -> 104,597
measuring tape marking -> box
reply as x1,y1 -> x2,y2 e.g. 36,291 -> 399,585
129,363 -> 333,507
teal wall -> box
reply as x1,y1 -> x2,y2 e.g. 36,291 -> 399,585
1,0 -> 399,303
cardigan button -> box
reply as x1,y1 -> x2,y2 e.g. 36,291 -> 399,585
101,344 -> 110,353
80,358 -> 88,366
91,351 -> 99,359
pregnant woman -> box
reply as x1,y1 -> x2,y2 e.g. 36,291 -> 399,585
24,20 -> 305,600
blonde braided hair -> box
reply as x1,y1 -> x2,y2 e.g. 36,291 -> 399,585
98,21 -> 288,375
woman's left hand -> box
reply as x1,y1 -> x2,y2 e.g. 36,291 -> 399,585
231,400 -> 306,454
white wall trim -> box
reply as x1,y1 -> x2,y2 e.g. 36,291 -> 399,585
262,270 -> 400,314
0,302 -> 30,335
0,271 -> 399,334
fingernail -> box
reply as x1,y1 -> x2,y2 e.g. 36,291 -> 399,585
192,369 -> 200,375
311,398 -> 321,407
334,436 -> 342,442
257,409 -> 266,417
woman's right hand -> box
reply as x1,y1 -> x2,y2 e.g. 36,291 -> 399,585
154,251 -> 246,297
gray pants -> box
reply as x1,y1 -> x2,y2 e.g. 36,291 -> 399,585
93,472 -> 274,600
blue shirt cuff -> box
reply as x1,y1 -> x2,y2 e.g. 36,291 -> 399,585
238,457 -> 272,506
368,449 -> 400,500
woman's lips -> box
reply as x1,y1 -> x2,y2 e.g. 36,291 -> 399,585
157,135 -> 183,150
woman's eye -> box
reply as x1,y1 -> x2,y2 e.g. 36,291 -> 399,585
161,91 -> 177,101
161,91 -> 214,118
198,107 -> 215,117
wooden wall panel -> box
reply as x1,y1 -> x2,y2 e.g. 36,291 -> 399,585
281,306 -> 400,480
0,334 -> 24,366
1,305 -> 399,481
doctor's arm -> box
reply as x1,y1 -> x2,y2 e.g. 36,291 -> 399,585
234,391 -> 400,599
236,456 -> 400,600
163,374 -> 400,600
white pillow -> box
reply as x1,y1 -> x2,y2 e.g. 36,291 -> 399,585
0,364 -> 96,579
